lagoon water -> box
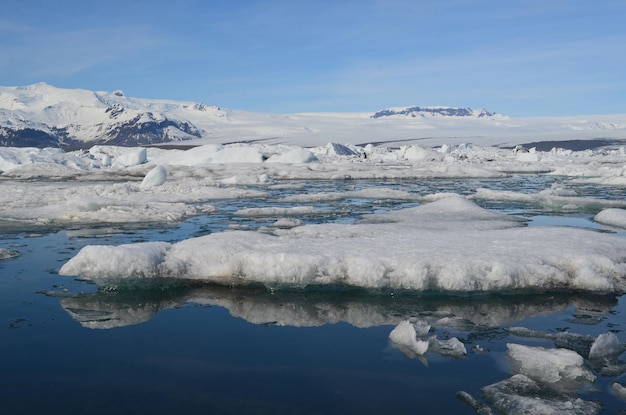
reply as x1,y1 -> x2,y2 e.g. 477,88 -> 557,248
2,175 -> 626,414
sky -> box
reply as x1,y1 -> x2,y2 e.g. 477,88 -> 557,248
1,0 -> 625,116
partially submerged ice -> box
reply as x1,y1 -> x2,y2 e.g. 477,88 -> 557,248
507,344 -> 595,390
481,374 -> 602,415
60,197 -> 626,293
0,248 -> 19,260
388,320 -> 430,357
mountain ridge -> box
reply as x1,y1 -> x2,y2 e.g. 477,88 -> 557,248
1,83 -> 626,149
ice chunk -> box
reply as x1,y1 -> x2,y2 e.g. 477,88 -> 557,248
266,147 -> 319,163
140,165 -> 167,188
588,332 -> 626,376
112,148 -> 147,168
428,336 -> 467,358
612,382 -> 626,401
589,332 -> 624,359
389,320 -> 429,357
482,374 -> 602,415
594,208 -> 626,229
474,187 -> 626,212
312,142 -> 358,157
507,344 -> 595,391
506,327 -> 596,358
0,248 -> 19,260
456,391 -> 495,415
59,242 -> 171,284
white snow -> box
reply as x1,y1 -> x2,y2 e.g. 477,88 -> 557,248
59,197 -> 626,293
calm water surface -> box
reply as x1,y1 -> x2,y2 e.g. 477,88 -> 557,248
1,176 -> 626,414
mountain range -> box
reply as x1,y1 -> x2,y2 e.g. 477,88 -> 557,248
1,83 -> 625,149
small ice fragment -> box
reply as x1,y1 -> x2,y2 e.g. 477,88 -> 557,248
612,382 -> 626,401
389,320 -> 429,356
428,336 -> 467,357
0,248 -> 19,260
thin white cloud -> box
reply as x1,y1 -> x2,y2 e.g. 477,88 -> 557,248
0,22 -> 164,78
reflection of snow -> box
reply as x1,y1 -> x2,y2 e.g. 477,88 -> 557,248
57,286 -> 615,332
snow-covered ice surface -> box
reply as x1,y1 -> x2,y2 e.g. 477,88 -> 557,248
4,137 -> 626,413
59,196 -> 626,293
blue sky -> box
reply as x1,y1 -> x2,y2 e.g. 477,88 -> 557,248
1,0 -> 625,116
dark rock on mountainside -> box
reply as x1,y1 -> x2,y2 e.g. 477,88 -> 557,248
371,106 -> 495,119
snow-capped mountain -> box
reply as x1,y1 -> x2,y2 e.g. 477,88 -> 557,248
371,106 -> 496,119
0,83 -> 223,148
1,83 -> 626,149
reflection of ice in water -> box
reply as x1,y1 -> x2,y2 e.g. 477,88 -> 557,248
57,286 -> 616,332
56,286 -> 624,414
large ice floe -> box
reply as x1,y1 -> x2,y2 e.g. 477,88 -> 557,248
59,196 -> 626,293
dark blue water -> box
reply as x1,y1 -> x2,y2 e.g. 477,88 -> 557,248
2,176 -> 626,414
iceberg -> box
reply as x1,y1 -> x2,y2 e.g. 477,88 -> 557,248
60,197 -> 626,294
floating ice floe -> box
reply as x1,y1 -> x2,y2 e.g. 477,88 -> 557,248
59,197 -> 626,293
0,248 -> 19,260
507,344 -> 595,389
594,208 -> 626,229
388,320 -> 430,357
473,187 -> 626,212
612,382 -> 626,401
480,374 -> 602,415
